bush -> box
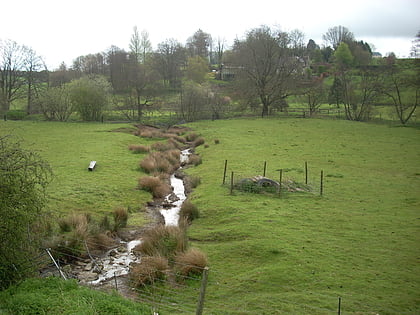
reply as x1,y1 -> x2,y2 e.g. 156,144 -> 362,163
188,154 -> 202,166
133,225 -> 187,259
130,256 -> 168,287
174,248 -> 208,277
128,144 -> 150,153
140,150 -> 181,174
179,200 -> 199,223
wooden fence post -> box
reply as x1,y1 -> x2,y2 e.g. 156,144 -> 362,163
338,297 -> 341,315
223,160 -> 228,184
263,161 -> 267,177
320,170 -> 324,196
196,267 -> 209,315
230,172 -> 234,195
305,161 -> 308,185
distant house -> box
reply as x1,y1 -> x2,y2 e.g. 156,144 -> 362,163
372,52 -> 383,58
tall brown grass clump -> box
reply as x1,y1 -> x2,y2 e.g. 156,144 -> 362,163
138,176 -> 171,199
179,200 -> 199,223
185,132 -> 199,142
58,213 -> 90,235
193,137 -> 205,147
130,256 -> 169,287
188,154 -> 202,166
128,144 -> 150,153
174,248 -> 208,277
140,150 -> 181,174
133,225 -> 187,259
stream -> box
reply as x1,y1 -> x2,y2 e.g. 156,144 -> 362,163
85,149 -> 191,285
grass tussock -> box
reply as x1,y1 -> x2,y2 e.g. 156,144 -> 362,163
140,150 -> 181,174
130,256 -> 169,287
133,225 -> 187,259
185,133 -> 199,142
174,248 -> 208,277
188,154 -> 202,166
179,200 -> 200,223
214,139 -> 220,144
193,137 -> 205,147
128,144 -> 150,153
138,176 -> 171,199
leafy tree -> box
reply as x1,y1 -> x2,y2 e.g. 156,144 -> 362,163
68,75 -> 111,121
298,76 -> 326,115
186,56 -> 208,83
0,136 -> 52,289
232,26 -> 302,117
410,31 -> 420,58
334,42 -> 354,68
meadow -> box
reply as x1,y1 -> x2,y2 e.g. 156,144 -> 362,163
0,118 -> 419,314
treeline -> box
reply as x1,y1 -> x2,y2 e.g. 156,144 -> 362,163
0,26 -> 418,124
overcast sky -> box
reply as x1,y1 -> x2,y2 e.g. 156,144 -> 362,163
1,0 -> 419,69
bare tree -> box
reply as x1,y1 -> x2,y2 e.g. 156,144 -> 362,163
130,27 -> 152,64
323,25 -> 355,49
24,47 -> 47,114
0,40 -> 26,113
232,26 -> 303,117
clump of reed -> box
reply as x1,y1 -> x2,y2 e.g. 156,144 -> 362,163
140,150 -> 181,174
178,200 -> 199,224
174,248 -> 208,277
130,256 -> 169,287
138,175 -> 171,199
128,144 -> 150,153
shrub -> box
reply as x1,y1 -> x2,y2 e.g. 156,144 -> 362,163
128,144 -> 150,153
133,225 -> 187,259
179,200 -> 199,223
130,256 -> 169,287
113,207 -> 128,231
174,248 -> 208,277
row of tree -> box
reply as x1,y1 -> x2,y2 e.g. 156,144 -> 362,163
1,26 -> 419,124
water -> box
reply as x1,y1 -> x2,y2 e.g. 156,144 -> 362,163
88,149 -> 190,284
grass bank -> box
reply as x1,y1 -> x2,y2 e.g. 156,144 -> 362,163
183,118 -> 420,314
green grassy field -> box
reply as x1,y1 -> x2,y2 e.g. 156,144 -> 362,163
1,118 -> 419,314
185,118 -> 420,314
0,121 -> 153,226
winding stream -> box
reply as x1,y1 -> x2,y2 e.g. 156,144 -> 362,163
88,149 -> 191,285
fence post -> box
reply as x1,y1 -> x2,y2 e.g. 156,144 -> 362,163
305,161 -> 308,185
45,248 -> 67,280
320,170 -> 324,196
196,267 -> 209,315
263,161 -> 267,177
230,172 -> 234,195
114,272 -> 118,291
222,160 -> 228,184
337,296 -> 341,315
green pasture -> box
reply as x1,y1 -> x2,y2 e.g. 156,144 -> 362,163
185,118 -> 420,314
0,118 -> 419,314
0,121 -> 153,226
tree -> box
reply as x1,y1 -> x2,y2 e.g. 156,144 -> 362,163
410,31 -> 420,58
187,29 -> 212,59
106,46 -> 130,92
35,85 -> 73,121
68,75 -> 111,121
381,59 -> 419,124
24,47 -> 47,114
299,76 -> 326,116
185,56 -> 208,83
0,135 -> 52,289
334,42 -> 354,68
323,25 -> 354,49
0,40 -> 26,113
130,27 -> 152,64
232,26 -> 302,117
153,39 -> 187,88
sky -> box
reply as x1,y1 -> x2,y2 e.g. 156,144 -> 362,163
1,0 -> 419,69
